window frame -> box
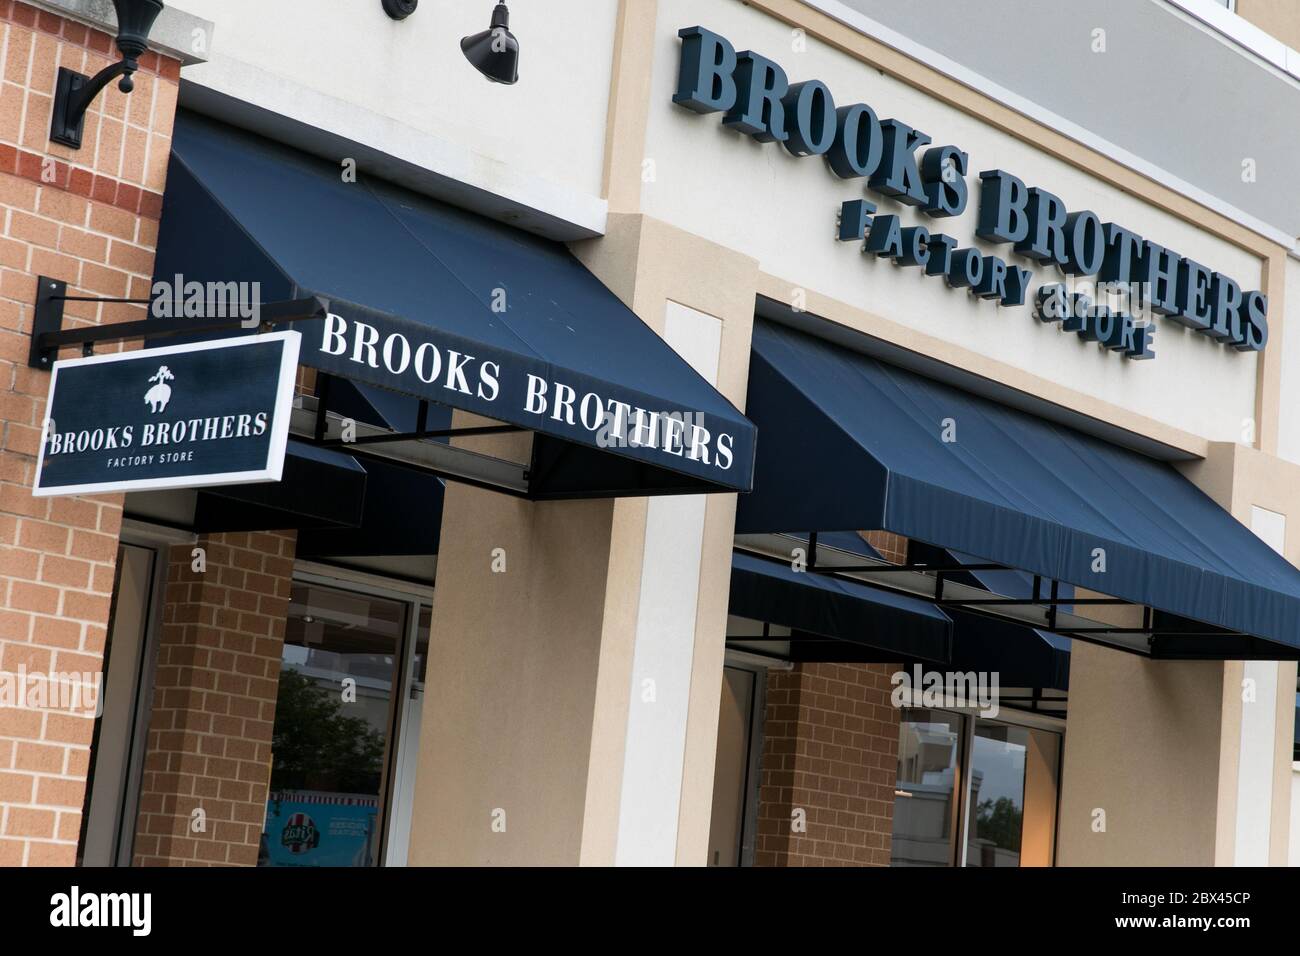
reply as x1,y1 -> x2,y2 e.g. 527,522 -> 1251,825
286,561 -> 434,867
892,694 -> 1065,867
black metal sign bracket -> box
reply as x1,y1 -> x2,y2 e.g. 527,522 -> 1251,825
28,276 -> 331,370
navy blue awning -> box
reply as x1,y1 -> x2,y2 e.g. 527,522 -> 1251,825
194,441 -> 366,533
152,111 -> 755,498
729,547 -> 952,664
914,542 -> 1071,691
946,610 -> 1070,694
738,320 -> 1300,659
731,532 -> 1069,691
297,380 -> 445,558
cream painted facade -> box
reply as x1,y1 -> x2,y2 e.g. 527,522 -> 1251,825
406,0 -> 1300,866
16,0 -> 1297,868
163,0 -> 618,238
640,0 -> 1263,446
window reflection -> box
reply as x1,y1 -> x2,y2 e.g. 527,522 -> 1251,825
890,709 -> 962,866
259,582 -> 408,868
966,721 -> 1060,867
890,710 -> 1061,867
965,723 -> 1027,866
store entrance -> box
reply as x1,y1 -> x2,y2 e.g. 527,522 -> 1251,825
258,574 -> 431,868
891,708 -> 1062,867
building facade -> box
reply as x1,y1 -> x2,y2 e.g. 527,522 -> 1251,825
0,0 -> 1298,868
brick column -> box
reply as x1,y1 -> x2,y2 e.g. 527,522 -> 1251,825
0,2 -> 179,866
132,531 -> 296,867
755,662 -> 902,867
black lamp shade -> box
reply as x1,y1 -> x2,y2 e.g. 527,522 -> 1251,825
461,3 -> 519,85
113,0 -> 165,60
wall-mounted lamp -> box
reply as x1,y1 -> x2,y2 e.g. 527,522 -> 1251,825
50,0 -> 164,149
461,2 -> 519,85
381,0 -> 417,20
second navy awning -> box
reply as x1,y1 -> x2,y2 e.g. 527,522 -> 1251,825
731,532 -> 1070,694
737,320 -> 1300,660
729,535 -> 952,664
152,112 -> 756,499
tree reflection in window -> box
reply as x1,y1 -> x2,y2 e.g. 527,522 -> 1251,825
269,668 -> 386,795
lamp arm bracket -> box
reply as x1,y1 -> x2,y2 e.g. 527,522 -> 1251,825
50,59 -> 137,150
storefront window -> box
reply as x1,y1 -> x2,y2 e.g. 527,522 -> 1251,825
966,720 -> 1061,867
890,709 -> 963,866
259,582 -> 409,867
891,709 -> 1062,867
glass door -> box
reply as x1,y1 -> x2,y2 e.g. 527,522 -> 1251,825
259,581 -> 409,867
889,708 -> 1063,867
890,709 -> 964,866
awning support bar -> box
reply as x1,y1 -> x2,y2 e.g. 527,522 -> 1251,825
317,424 -> 524,448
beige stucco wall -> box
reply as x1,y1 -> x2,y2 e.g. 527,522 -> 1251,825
1058,646 -> 1227,866
404,0 -> 1299,867
167,0 -> 618,204
1236,0 -> 1300,52
406,476 -> 624,864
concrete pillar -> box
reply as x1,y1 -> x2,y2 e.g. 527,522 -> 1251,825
407,215 -> 758,865
1058,442 -> 1299,866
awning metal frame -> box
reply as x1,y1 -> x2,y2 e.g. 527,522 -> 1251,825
735,531 -> 1249,658
291,395 -> 533,498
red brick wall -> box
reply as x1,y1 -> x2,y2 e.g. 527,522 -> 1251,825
0,2 -> 179,866
131,531 -> 296,867
755,662 -> 902,867
862,531 -> 907,565
748,532 -> 912,867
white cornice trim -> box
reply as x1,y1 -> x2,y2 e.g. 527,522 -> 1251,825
1164,0 -> 1300,83
25,0 -> 213,66
799,0 -> 1297,252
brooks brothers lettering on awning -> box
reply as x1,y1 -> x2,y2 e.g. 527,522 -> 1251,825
151,111 -> 756,499
674,26 -> 1268,362
738,320 -> 1300,661
33,332 -> 300,497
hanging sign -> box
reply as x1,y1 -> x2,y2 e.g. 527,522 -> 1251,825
32,332 -> 301,497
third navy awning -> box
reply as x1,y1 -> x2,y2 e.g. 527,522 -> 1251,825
731,532 -> 1070,693
737,320 -> 1300,660
152,111 -> 755,499
729,534 -> 952,664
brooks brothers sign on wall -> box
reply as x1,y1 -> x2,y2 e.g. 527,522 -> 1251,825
674,26 -> 1268,362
